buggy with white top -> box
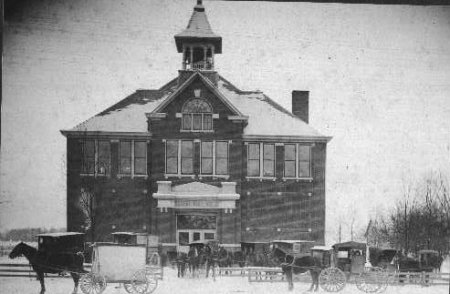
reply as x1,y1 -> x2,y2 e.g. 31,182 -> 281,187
79,242 -> 157,294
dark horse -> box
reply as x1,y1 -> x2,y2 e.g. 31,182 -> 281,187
275,248 -> 322,292
176,252 -> 188,278
9,242 -> 85,294
187,246 -> 200,278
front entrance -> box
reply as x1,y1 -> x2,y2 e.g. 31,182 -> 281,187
176,214 -> 216,252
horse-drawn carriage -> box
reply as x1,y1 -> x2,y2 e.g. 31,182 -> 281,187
9,232 -> 86,294
238,241 -> 272,267
330,241 -> 400,293
80,242 -> 157,294
271,240 -> 397,293
111,232 -> 163,279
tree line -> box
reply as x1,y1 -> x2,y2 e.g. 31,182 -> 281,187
0,227 -> 65,242
368,171 -> 449,255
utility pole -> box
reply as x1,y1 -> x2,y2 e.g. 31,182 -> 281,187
338,223 -> 342,243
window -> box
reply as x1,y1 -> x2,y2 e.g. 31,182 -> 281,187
263,144 -> 275,177
181,98 -> 213,131
216,141 -> 228,175
247,143 -> 260,177
165,140 -> 229,177
181,140 -> 194,174
134,141 -> 147,175
97,141 -> 110,175
201,141 -> 213,174
81,140 -> 95,174
284,144 -> 296,177
81,140 -> 110,176
298,145 -> 311,178
119,141 -> 132,174
166,140 -> 178,174
119,140 -> 148,176
283,144 -> 312,179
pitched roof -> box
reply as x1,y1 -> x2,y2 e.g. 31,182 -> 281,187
62,79 -> 178,135
174,1 -> 222,53
218,78 -> 329,141
62,75 -> 330,141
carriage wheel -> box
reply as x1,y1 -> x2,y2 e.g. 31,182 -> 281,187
356,267 -> 388,293
123,282 -> 134,294
145,275 -> 158,293
131,269 -> 149,294
79,273 -> 107,294
319,267 -> 346,292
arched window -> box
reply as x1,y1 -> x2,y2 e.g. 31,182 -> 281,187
181,98 -> 213,131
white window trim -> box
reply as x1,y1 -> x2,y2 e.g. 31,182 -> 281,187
80,139 -> 111,178
199,140 -> 230,179
117,140 -> 148,179
282,143 -> 313,182
178,111 -> 217,133
165,139 -> 195,179
164,139 -> 230,179
245,142 -> 313,181
245,142 -> 276,181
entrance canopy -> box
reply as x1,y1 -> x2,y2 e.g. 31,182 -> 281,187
153,181 -> 240,213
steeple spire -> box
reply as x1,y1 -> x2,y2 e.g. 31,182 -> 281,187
174,0 -> 222,71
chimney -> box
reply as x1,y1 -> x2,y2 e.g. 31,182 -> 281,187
292,90 -> 309,123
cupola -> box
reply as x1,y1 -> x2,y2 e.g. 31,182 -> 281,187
174,0 -> 222,71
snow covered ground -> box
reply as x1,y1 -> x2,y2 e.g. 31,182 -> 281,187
1,266 -> 448,294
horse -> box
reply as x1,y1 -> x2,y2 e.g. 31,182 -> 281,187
176,252 -> 188,278
9,242 -> 85,294
217,247 -> 232,275
276,248 -> 323,292
187,246 -> 200,278
233,250 -> 246,267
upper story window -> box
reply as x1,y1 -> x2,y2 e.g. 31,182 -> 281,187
166,140 -> 194,175
181,98 -> 213,132
284,143 -> 312,179
166,140 -> 178,174
298,145 -> 311,178
247,143 -> 260,177
134,141 -> 147,175
181,140 -> 194,174
247,143 -> 275,178
263,144 -> 275,177
81,140 -> 110,176
165,139 -> 229,178
119,141 -> 132,174
81,140 -> 95,174
247,142 -> 312,180
119,140 -> 147,177
201,141 -> 229,176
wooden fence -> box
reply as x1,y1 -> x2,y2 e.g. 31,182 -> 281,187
0,262 -> 92,278
245,267 -> 450,286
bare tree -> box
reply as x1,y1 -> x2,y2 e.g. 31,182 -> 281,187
79,187 -> 96,240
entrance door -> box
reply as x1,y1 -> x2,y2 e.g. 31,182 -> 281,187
176,214 -> 217,253
177,230 -> 216,253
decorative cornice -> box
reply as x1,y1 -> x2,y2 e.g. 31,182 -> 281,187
227,115 -> 249,123
243,135 -> 332,143
60,130 -> 152,139
146,113 -> 167,120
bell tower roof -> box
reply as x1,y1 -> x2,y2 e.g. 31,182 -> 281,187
174,0 -> 222,53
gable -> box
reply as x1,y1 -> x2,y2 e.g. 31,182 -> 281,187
151,72 -> 244,118
158,76 -> 236,117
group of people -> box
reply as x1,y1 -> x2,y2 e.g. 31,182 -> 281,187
176,243 -> 230,278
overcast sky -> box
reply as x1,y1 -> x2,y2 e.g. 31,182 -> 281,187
1,0 -> 450,244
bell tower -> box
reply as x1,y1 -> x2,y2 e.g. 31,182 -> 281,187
175,0 -> 222,85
